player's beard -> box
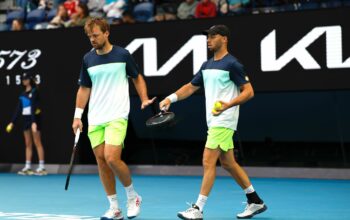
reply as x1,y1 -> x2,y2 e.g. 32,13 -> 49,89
92,41 -> 106,50
209,45 -> 219,53
209,41 -> 223,53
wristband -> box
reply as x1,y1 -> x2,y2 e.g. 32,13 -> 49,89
166,93 -> 178,103
74,108 -> 84,119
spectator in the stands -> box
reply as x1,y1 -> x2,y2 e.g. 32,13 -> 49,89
177,0 -> 198,19
38,0 -> 51,9
16,0 -> 28,9
153,1 -> 177,22
87,0 -> 105,17
103,0 -> 127,20
65,2 -> 90,27
228,0 -> 249,14
53,0 -> 66,8
47,4 -> 69,29
11,19 -> 25,31
63,0 -> 79,16
213,0 -> 229,15
121,11 -> 136,24
195,0 -> 217,18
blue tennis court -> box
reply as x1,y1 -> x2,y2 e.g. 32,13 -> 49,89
0,174 -> 350,220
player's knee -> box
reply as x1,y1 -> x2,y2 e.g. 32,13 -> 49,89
95,153 -> 106,164
104,153 -> 122,167
202,157 -> 216,170
25,141 -> 33,148
33,139 -> 41,147
221,161 -> 233,170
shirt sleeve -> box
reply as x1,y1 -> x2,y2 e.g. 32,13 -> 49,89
229,61 -> 249,86
78,58 -> 92,88
125,50 -> 139,78
191,63 -> 205,87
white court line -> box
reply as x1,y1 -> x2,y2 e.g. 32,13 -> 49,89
0,211 -> 98,220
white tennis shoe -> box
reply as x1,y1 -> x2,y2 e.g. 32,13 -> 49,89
236,202 -> 267,219
100,207 -> 124,220
177,204 -> 203,220
17,168 -> 34,175
127,195 -> 142,219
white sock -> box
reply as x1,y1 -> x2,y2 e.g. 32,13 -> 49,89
38,160 -> 45,169
244,185 -> 255,194
125,183 -> 138,199
107,194 -> 119,209
195,194 -> 208,212
24,161 -> 31,169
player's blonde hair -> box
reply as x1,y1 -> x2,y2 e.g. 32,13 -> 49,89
84,17 -> 110,34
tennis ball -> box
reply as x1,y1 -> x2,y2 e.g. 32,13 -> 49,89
214,101 -> 222,110
6,124 -> 13,133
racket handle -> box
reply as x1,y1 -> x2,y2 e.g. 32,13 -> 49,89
74,128 -> 81,146
160,106 -> 167,114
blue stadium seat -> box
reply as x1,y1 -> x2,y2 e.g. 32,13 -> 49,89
320,0 -> 342,8
133,2 -> 154,22
6,9 -> 25,25
26,9 -> 46,29
47,8 -> 57,21
0,23 -> 10,31
299,2 -> 319,10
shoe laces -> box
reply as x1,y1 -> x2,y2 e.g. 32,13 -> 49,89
242,202 -> 250,211
126,196 -> 138,209
184,202 -> 198,213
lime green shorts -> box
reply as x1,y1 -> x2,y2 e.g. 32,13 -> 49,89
205,127 -> 234,152
88,118 -> 128,148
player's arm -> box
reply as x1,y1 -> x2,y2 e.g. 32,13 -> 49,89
6,100 -> 21,133
230,82 -> 254,107
160,82 -> 200,110
131,74 -> 156,109
72,86 -> 91,134
214,82 -> 254,115
10,100 -> 21,124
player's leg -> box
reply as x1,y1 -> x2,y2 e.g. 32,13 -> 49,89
178,128 -> 222,220
18,129 -> 34,175
104,119 -> 142,219
90,124 -> 123,220
219,149 -> 251,188
104,144 -> 132,186
200,148 -> 221,196
219,149 -> 267,219
32,129 -> 47,175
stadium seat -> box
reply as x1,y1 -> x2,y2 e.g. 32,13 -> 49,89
0,23 -> 10,31
26,9 -> 46,29
320,0 -> 342,8
6,9 -> 25,25
133,2 -> 154,22
299,2 -> 319,10
47,8 -> 57,21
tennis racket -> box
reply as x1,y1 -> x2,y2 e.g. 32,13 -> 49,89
146,107 -> 175,128
65,128 -> 81,191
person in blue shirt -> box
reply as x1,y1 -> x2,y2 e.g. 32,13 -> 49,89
7,73 -> 47,176
72,17 -> 155,220
160,25 -> 267,219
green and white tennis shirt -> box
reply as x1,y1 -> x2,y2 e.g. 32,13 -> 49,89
191,54 -> 250,131
78,46 -> 139,125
